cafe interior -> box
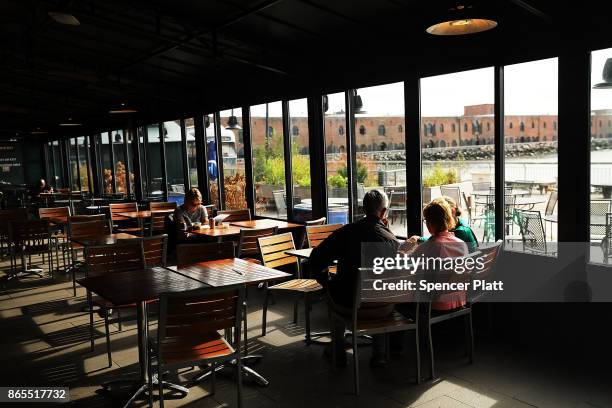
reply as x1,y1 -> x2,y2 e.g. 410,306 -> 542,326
1,0 -> 612,407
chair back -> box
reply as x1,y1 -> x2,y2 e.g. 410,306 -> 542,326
515,210 -> 547,253
469,240 -> 502,303
590,200 -> 611,237
306,223 -> 342,248
0,208 -> 29,236
545,190 -> 558,216
357,183 -> 366,200
472,182 -> 491,192
84,240 -> 145,277
258,232 -> 297,269
69,219 -> 111,242
272,190 -> 287,217
9,220 -> 51,246
356,267 -> 419,310
69,214 -> 106,223
440,186 -> 462,208
216,209 -> 251,222
305,217 -> 326,226
422,186 -> 431,205
150,202 -> 177,232
142,234 -> 168,267
606,213 -> 612,259
109,202 -> 138,223
157,285 -> 244,364
237,226 -> 277,258
39,206 -> 71,223
176,242 -> 235,266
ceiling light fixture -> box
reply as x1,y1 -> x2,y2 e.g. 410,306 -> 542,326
109,102 -> 138,114
59,118 -> 82,127
48,11 -> 80,26
352,90 -> 366,114
225,109 -> 242,130
426,4 -> 497,36
593,58 -> 612,89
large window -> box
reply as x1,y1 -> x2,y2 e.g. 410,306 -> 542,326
220,108 -> 247,210
324,92 -> 349,224
69,137 -> 78,191
288,99 -> 312,221
100,132 -> 113,193
251,101 -> 286,218
138,127 -> 149,196
504,58 -> 558,255
185,117 -> 198,190
204,114 -> 220,209
77,136 -> 90,192
420,68 -> 495,241
354,82 -> 406,236
146,125 -> 163,197
163,120 -> 186,205
112,130 -> 128,196
590,48 -> 612,264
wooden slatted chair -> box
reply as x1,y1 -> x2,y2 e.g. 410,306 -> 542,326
305,217 -> 326,226
8,220 -> 54,280
142,234 -> 168,267
151,285 -> 245,408
176,242 -> 235,267
39,206 -> 71,273
85,240 -> 145,367
306,223 -> 342,274
0,208 -> 28,260
330,267 -> 420,395
237,226 -> 277,263
67,218 -> 111,296
259,233 -> 322,344
216,209 -> 251,222
109,202 -> 142,235
149,202 -> 176,235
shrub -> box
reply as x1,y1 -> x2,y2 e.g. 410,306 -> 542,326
423,164 -> 459,187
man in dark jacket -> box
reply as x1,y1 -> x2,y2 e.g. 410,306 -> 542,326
309,189 -> 399,366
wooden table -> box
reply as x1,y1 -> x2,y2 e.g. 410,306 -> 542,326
117,209 -> 175,230
230,219 -> 303,230
169,258 -> 291,386
78,267 -> 207,407
71,233 -> 138,247
188,225 -> 243,241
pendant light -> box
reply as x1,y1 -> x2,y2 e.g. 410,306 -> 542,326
352,90 -> 366,114
109,102 -> 138,114
59,117 -> 82,127
594,58 -> 612,89
426,5 -> 497,36
226,109 -> 242,130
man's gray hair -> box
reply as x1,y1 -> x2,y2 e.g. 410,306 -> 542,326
362,189 -> 389,215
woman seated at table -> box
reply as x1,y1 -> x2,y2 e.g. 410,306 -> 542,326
408,196 -> 478,252
174,188 -> 208,239
408,198 -> 469,310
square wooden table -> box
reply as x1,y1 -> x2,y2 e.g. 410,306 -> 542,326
70,232 -> 139,247
78,267 -> 207,406
117,209 -> 175,230
188,225 -> 243,241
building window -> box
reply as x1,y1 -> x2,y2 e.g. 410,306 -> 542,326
268,126 -> 274,137
398,124 -> 403,133
452,123 -> 456,132
509,122 -> 513,129
439,124 -> 444,133
423,124 -> 428,135
292,125 -> 299,136
553,121 -> 557,130
463,123 -> 468,132
339,125 -> 344,135
378,124 -> 386,136
520,122 -> 525,132
487,122 -> 491,131
543,122 -> 547,129
599,120 -> 603,127
359,125 -> 366,135
531,121 -> 535,128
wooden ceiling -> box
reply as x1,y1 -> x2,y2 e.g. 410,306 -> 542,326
0,0 -> 610,138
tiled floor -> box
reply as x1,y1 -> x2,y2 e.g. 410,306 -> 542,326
1,257 -> 610,408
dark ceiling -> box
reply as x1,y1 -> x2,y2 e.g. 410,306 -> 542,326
1,0 -> 611,139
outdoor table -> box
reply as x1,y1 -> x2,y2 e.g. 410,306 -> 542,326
513,197 -> 547,210
86,204 -> 109,214
229,219 -> 303,230
77,267 -> 208,407
117,209 -> 175,230
71,232 -> 139,247
169,258 -> 291,386
188,224 -> 243,242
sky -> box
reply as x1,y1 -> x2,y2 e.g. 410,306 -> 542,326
247,48 -> 612,118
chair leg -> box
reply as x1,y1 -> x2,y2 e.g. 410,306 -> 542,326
353,327 -> 360,396
261,288 -> 269,337
88,291 -> 94,352
304,294 -> 311,345
415,328 -> 421,384
236,356 -> 243,408
427,323 -> 435,380
158,362 -> 164,408
104,310 -> 112,368
243,303 -> 248,353
117,309 -> 122,332
465,311 -> 474,364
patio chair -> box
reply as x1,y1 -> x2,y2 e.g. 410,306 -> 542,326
542,190 -> 558,240
142,234 -> 168,267
237,226 -> 278,263
513,210 -> 553,255
39,206 -> 71,272
151,285 -> 245,408
68,218 -> 112,296
0,208 -> 28,260
272,190 -> 287,218
440,186 -> 462,209
149,202 -> 177,236
604,213 -> 612,264
259,233 -> 323,344
305,223 -> 342,248
8,220 -> 55,280
109,202 -> 143,235
472,181 -> 491,192
388,189 -> 407,227
330,267 -> 420,395
590,200 -> 611,244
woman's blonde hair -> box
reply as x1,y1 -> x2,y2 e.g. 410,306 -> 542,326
423,198 -> 456,233
185,187 -> 203,202
440,195 -> 462,217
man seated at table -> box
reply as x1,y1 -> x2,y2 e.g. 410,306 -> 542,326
309,189 -> 400,367
174,187 -> 209,241
32,178 -> 53,199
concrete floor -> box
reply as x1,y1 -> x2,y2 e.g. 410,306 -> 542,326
1,256 -> 610,408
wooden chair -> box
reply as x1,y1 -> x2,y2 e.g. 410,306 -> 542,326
0,208 -> 28,260
69,214 -> 107,223
306,224 -> 342,248
423,241 -> 502,380
176,242 -> 235,267
216,209 -> 251,222
329,267 -> 420,395
38,206 -> 71,225
85,240 -> 145,367
149,202 -> 176,235
142,234 -> 168,267
8,220 -> 54,280
67,218 -> 111,296
237,227 -> 277,263
109,202 -> 142,235
152,285 -> 245,407
259,233 -> 322,344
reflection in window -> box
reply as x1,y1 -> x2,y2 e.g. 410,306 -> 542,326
185,118 -> 198,192
205,115 -> 220,209
504,57 -> 558,255
251,102 -> 285,218
325,92 -> 349,225
113,130 -> 128,196
421,67 -> 495,241
77,136 -> 90,192
220,108 -> 247,210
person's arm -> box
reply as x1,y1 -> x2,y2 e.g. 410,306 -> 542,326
200,205 -> 209,223
308,228 -> 345,277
